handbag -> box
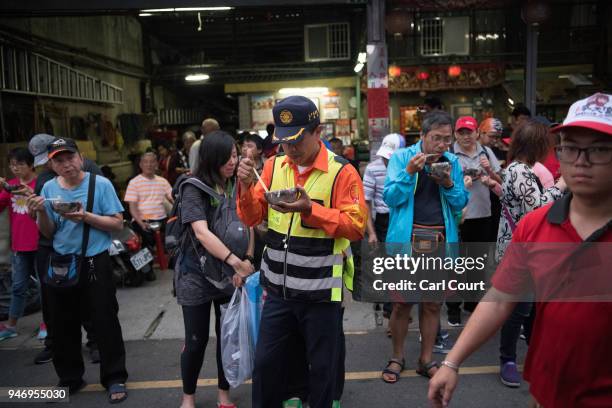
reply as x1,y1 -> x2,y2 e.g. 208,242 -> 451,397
46,173 -> 96,288
412,224 -> 445,254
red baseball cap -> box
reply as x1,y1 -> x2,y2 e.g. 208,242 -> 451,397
455,116 -> 478,132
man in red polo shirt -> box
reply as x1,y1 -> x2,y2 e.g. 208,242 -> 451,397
428,92 -> 612,408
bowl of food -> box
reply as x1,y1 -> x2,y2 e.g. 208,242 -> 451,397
428,162 -> 451,178
264,188 -> 299,205
463,167 -> 484,179
49,199 -> 82,214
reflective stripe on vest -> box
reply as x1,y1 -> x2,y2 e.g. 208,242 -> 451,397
266,247 -> 345,268
261,260 -> 343,291
263,151 -> 354,302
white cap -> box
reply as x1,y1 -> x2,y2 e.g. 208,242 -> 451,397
376,133 -> 405,160
552,92 -> 612,136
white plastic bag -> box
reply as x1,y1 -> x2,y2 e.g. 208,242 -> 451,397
220,288 -> 255,388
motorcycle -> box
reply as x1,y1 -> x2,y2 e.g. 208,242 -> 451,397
109,221 -> 155,287
145,220 -> 169,271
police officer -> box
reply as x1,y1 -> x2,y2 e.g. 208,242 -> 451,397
237,96 -> 367,408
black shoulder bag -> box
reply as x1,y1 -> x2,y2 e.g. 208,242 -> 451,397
46,173 -> 96,289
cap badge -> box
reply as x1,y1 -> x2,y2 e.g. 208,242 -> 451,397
279,110 -> 293,125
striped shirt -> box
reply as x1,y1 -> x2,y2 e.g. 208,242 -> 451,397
363,157 -> 389,214
124,174 -> 172,220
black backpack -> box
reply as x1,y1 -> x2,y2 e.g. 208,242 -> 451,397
165,177 -> 249,287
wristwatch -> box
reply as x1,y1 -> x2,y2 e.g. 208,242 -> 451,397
244,255 -> 255,264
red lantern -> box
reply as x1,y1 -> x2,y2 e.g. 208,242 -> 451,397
388,65 -> 401,78
385,9 -> 413,37
448,65 -> 462,77
416,70 -> 430,81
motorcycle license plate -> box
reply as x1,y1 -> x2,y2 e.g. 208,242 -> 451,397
130,248 -> 154,271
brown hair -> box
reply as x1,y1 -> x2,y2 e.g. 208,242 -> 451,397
507,119 -> 551,165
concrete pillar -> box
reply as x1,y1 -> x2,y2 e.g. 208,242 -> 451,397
525,24 -> 539,115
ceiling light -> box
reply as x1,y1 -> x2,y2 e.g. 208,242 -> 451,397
142,7 -> 233,13
354,63 -> 364,73
139,13 -> 153,17
185,74 -> 210,82
357,52 -> 367,64
141,8 -> 173,12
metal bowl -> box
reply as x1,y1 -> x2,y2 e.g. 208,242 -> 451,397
50,200 -> 82,214
429,162 -> 451,178
264,188 -> 299,205
463,167 -> 483,179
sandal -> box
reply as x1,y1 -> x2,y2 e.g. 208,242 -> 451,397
108,383 -> 128,404
382,358 -> 405,383
416,360 -> 440,379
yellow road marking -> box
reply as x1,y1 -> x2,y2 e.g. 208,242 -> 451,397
81,365 -> 517,392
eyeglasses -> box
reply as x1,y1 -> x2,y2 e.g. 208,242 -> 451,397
555,145 -> 612,165
431,136 -> 453,145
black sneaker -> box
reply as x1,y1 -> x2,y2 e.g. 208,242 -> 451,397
447,314 -> 462,327
34,347 -> 53,365
89,347 -> 101,364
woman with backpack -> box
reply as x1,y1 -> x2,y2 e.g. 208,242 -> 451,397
174,131 -> 255,408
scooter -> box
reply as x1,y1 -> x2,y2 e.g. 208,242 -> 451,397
109,221 -> 155,287
146,220 -> 169,270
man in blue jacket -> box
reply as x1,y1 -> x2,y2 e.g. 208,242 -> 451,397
381,110 -> 469,383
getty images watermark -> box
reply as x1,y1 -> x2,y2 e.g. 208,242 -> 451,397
352,242 -> 612,303
371,253 -> 487,292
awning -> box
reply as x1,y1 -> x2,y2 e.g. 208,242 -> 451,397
225,76 -> 356,94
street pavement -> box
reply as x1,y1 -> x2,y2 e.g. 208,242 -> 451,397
0,269 -> 530,407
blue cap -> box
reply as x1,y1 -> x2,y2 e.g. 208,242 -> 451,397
272,96 -> 320,144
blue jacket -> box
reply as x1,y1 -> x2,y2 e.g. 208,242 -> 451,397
383,141 -> 469,246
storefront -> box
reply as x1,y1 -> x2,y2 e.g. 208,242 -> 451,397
366,63 -> 508,140
226,76 -> 360,146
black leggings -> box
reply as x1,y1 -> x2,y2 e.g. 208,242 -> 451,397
181,299 -> 230,394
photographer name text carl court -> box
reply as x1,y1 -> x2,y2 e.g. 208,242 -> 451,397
373,279 -> 486,292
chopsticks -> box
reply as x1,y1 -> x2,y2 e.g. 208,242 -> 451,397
253,167 -> 269,193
